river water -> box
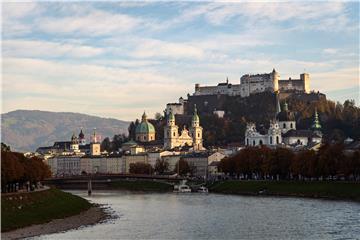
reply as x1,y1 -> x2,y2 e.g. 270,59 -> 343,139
37,190 -> 359,240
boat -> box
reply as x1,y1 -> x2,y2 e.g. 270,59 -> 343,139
197,186 -> 209,193
173,180 -> 192,193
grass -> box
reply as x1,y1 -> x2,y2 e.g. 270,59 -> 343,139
109,180 -> 173,192
1,188 -> 92,232
209,181 -> 360,201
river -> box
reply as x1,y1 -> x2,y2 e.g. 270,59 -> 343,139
36,190 -> 359,240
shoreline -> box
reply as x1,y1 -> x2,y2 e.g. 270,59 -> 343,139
2,204 -> 109,240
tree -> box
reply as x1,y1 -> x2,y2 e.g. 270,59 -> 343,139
129,162 -> 153,175
154,159 -> 169,175
174,159 -> 191,176
101,137 -> 111,152
155,112 -> 162,120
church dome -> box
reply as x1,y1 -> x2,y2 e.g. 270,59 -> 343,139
277,102 -> 295,121
277,111 -> 295,121
136,112 -> 155,134
192,104 -> 200,123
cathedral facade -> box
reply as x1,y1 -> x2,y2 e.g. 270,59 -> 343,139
164,105 -> 204,151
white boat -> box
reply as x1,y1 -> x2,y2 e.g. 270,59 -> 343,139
197,186 -> 208,193
173,180 -> 192,193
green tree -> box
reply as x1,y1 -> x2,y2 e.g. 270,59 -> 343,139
129,162 -> 153,175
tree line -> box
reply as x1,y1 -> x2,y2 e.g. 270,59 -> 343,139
129,159 -> 195,176
1,143 -> 51,193
219,144 -> 360,181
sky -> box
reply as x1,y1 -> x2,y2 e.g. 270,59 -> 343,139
2,1 -> 359,121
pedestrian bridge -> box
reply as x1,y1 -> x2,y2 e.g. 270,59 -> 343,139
43,174 -> 184,190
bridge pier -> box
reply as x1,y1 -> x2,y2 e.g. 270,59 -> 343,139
88,179 -> 92,196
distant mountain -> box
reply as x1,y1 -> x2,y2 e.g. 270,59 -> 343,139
1,110 -> 130,152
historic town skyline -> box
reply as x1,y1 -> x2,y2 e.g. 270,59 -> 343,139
2,1 -> 359,120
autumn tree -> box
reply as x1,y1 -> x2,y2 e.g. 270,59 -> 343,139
154,159 -> 169,175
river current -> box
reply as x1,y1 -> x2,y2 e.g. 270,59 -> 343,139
36,190 -> 360,240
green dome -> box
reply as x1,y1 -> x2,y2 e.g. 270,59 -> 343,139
192,104 -> 199,122
136,112 -> 155,134
168,111 -> 175,121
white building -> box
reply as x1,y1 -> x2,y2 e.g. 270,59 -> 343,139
245,100 -> 322,148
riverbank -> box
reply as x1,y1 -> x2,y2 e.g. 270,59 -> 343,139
1,188 -> 107,238
209,181 -> 360,201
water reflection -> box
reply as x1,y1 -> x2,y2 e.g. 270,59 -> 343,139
36,191 -> 360,240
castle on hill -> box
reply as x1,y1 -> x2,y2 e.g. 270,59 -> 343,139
194,69 -> 309,97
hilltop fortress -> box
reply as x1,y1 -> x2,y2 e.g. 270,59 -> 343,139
166,69 -> 318,116
194,69 -> 309,97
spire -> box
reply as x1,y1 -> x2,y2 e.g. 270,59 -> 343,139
312,108 -> 321,130
92,128 -> 97,143
142,111 -> 147,122
192,104 -> 200,125
283,101 -> 288,111
276,93 -> 281,116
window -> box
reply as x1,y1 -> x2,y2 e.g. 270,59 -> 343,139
259,140 -> 263,145
276,136 -> 279,144
290,123 -> 293,128
173,132 -> 176,137
270,137 -> 273,144
283,123 -> 286,128
198,133 -> 200,137
253,140 -> 255,146
246,139 -> 249,145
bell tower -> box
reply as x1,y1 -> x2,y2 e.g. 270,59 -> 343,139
163,112 -> 179,149
190,104 -> 203,151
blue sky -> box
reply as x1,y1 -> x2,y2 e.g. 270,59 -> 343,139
2,1 -> 359,121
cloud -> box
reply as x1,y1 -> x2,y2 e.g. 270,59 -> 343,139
131,38 -> 204,60
3,39 -> 105,58
2,57 -> 188,120
323,48 -> 339,54
36,10 -> 141,36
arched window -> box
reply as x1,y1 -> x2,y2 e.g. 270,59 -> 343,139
259,140 -> 263,145
253,140 -> 255,146
173,132 -> 176,137
198,133 -> 200,137
283,123 -> 286,128
270,137 -> 273,145
276,136 -> 279,144
246,139 -> 249,145
290,123 -> 293,129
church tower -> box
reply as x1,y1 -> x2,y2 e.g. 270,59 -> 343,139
90,128 -> 101,156
70,132 -> 80,153
312,108 -> 322,134
164,111 -> 179,149
190,104 -> 203,151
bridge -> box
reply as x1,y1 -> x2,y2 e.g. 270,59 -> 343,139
43,174 -> 185,190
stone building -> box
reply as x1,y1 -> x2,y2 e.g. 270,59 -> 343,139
193,69 -> 310,97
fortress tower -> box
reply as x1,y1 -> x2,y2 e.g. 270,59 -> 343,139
300,73 -> 310,93
271,68 -> 280,92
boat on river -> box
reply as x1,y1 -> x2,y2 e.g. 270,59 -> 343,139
173,180 -> 192,193
197,186 -> 208,193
